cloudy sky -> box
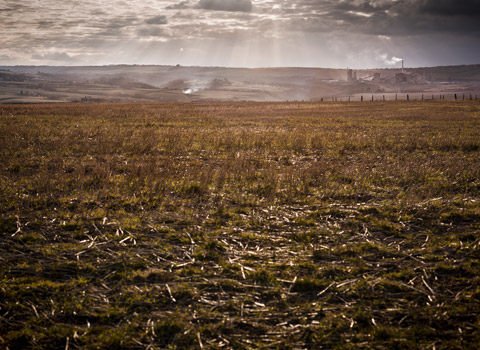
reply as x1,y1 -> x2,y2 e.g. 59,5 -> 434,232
1,0 -> 479,68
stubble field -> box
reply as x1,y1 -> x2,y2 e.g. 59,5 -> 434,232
1,101 -> 480,349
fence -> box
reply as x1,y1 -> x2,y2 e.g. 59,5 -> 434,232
318,93 -> 479,102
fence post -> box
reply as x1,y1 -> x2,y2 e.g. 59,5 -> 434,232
372,95 -> 374,102
361,96 -> 363,102
407,94 -> 409,101
455,94 -> 457,100
383,95 -> 385,101
395,94 -> 398,101
422,94 -> 424,101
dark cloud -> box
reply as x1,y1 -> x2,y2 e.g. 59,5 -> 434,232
166,1 -> 191,10
145,15 -> 168,24
0,3 -> 27,12
319,0 -> 480,36
420,0 -> 480,17
36,20 -> 56,29
103,16 -> 138,29
137,26 -> 171,37
196,0 -> 252,12
0,54 -> 14,62
90,9 -> 108,16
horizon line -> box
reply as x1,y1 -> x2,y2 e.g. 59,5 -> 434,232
1,63 -> 480,70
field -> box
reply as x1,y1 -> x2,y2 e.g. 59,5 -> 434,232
1,101 -> 480,349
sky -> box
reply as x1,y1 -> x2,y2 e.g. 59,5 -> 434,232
1,0 -> 479,68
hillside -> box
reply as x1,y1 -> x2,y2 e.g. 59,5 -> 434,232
1,64 -> 479,103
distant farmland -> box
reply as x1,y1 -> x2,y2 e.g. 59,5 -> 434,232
1,101 -> 480,349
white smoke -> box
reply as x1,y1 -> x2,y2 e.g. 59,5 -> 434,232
183,80 -> 210,94
378,53 -> 403,66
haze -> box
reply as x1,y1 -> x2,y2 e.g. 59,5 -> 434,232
1,0 -> 479,68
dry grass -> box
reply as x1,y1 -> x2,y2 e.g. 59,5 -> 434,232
1,101 -> 480,349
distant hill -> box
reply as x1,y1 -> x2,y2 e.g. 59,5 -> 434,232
1,64 -> 479,103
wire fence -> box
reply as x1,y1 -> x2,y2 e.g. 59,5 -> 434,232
317,92 -> 479,102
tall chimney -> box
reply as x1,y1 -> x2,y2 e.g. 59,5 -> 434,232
402,60 -> 404,72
